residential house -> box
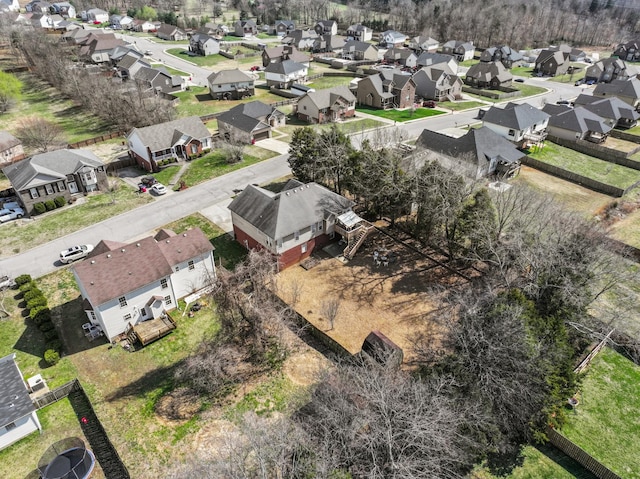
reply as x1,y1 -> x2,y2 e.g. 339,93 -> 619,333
480,102 -> 550,148
281,29 -> 318,50
189,33 -> 220,56
228,179 -> 354,269
409,36 -> 439,53
0,354 -> 42,451
132,19 -> 155,32
31,13 -> 62,29
200,22 -> 228,37
126,116 -> 212,171
49,1 -> 75,18
415,126 -> 525,179
86,8 -> 108,23
314,20 -> 338,36
613,39 -> 640,62
133,66 -> 184,94
56,19 -> 82,31
593,77 -> 640,108
207,69 -> 255,100
0,0 -> 19,12
573,94 -> 640,129
356,69 -> 416,109
542,104 -> 613,143
479,45 -> 523,69
234,19 -> 257,37
217,101 -> 286,143
465,61 -> 513,89
261,45 -> 309,68
0,131 -> 24,165
341,40 -> 379,61
412,64 -> 462,101
534,49 -> 570,76
295,86 -> 356,123
115,50 -> 150,79
274,20 -> 295,37
109,14 -> 133,30
552,43 -> 586,62
264,59 -> 308,88
585,57 -> 632,84
379,30 -> 407,48
2,149 -> 107,215
346,23 -> 372,42
383,47 -> 418,68
441,40 -> 475,61
77,32 -> 126,63
416,52 -> 459,71
62,26 -> 94,44
156,23 -> 186,41
73,228 -> 215,341
312,34 -> 346,54
24,0 -> 50,13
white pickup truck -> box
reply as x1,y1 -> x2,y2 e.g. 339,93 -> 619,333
0,207 -> 25,223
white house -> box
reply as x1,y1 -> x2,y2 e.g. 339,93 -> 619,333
264,59 -> 308,88
0,354 -> 42,451
0,0 -> 20,12
73,228 -> 215,341
481,102 -> 550,149
50,1 -> 75,19
86,8 -> 108,23
380,30 -> 407,48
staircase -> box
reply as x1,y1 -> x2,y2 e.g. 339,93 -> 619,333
446,93 -> 456,102
343,222 -> 375,260
68,385 -> 130,479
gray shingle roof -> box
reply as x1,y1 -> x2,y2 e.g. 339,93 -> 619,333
207,68 -> 253,85
343,40 -> 375,53
127,116 -> 211,153
0,354 -> 35,429
573,95 -> 640,122
217,101 -> 278,133
301,86 -> 356,109
228,182 -> 352,239
466,61 -> 512,83
0,131 -> 20,151
594,77 -> 640,99
482,102 -> 550,130
416,52 -> 456,67
416,126 -> 525,166
3,149 -> 104,191
265,59 -> 306,74
546,106 -> 613,134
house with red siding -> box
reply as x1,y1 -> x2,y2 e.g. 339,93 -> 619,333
228,180 -> 354,269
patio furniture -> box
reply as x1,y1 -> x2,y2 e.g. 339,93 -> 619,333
82,323 -> 92,331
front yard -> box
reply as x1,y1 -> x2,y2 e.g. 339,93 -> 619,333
166,47 -> 261,68
437,100 -> 487,111
356,105 -> 446,122
174,85 -> 285,117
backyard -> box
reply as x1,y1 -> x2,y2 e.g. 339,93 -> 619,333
167,47 -> 262,67
528,141 -> 640,189
174,85 -> 286,117
274,116 -> 387,143
356,105 -> 446,122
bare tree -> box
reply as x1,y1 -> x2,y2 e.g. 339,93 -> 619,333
15,116 -> 65,153
321,297 -> 340,330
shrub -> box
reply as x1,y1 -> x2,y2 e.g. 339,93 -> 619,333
15,274 -> 32,286
31,307 -> 51,324
44,329 -> 58,341
27,296 -> 47,311
39,320 -> 55,332
19,281 -> 36,293
44,200 -> 56,211
46,339 -> 63,352
44,349 -> 60,366
33,202 -> 46,215
54,196 -> 66,207
23,288 -> 44,303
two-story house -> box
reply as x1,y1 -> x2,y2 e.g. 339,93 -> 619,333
346,23 -> 372,42
261,45 -> 309,68
85,8 -> 108,23
314,20 -> 338,36
593,77 -> 640,109
441,40 -> 475,61
73,228 -> 215,341
264,59 -> 308,88
228,180 -> 354,269
156,23 -> 186,41
585,57 -> 634,84
534,49 -> 570,76
383,47 -> 418,68
412,64 -> 462,101
409,36 -> 439,53
281,29 -> 318,50
127,116 -> 212,171
542,104 -> 613,143
341,40 -> 379,61
274,20 -> 295,37
234,19 -> 257,37
356,69 -> 416,109
0,131 -> 24,165
379,30 -> 408,48
295,86 -> 356,123
479,45 -> 523,69
207,69 -> 255,100
480,102 -> 550,149
2,149 -> 107,215
49,1 -> 75,18
614,39 -> 640,62
465,61 -> 513,89
189,33 -> 220,56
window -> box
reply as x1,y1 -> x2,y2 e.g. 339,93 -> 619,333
175,266 -> 179,272
118,296 -> 127,308
160,278 -> 168,289
5,422 -> 15,431
318,221 -> 323,230
508,129 -> 515,137
45,184 -> 54,195
311,224 -> 316,233
57,181 -> 66,191
90,311 -> 96,321
294,230 -> 299,240
301,243 -> 307,253
141,308 -> 147,317
123,313 -> 132,321
164,295 -> 172,305
191,144 -> 198,154
188,260 -> 195,270
30,188 -> 39,199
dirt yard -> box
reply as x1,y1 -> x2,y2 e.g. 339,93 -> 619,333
276,229 -> 470,363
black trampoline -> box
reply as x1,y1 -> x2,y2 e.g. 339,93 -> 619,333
37,437 -> 95,479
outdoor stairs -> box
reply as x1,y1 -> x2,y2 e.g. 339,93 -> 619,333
446,93 -> 456,102
68,386 -> 130,479
343,221 -> 375,260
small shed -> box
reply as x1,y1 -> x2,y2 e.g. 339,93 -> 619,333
361,330 -> 403,368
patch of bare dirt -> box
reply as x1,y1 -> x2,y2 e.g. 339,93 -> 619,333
155,387 -> 202,425
282,349 -> 329,386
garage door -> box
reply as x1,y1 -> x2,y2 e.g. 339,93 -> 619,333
253,130 -> 270,141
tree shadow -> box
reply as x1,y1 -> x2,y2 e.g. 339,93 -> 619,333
104,363 -> 179,402
195,93 -> 214,102
534,443 -> 599,479
53,296 -> 107,355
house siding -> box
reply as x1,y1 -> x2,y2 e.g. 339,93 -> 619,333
0,413 -> 41,451
209,81 -> 255,100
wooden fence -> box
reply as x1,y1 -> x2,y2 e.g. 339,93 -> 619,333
106,156 -> 137,173
546,427 -> 622,479
521,155 -> 626,197
462,85 -> 522,99
68,131 -> 125,149
574,329 -> 615,374
33,379 -> 78,409
610,129 -> 640,144
548,135 -> 640,168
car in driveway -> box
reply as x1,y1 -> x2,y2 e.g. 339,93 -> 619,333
145,50 -> 153,56
151,183 -> 168,195
0,207 -> 24,223
556,99 -> 571,105
60,244 -> 94,264
514,78 -> 525,83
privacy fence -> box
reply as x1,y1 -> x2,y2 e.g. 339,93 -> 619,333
548,135 -> 640,168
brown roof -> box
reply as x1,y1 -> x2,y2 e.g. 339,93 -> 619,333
154,229 -> 176,241
74,228 -> 213,307
88,239 -> 128,258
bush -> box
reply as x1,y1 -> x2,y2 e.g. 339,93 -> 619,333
44,200 -> 56,211
44,349 -> 60,366
23,288 -> 44,303
26,296 -> 47,311
19,281 -> 36,293
31,307 -> 51,324
33,202 -> 46,215
15,274 -> 32,286
44,329 -> 58,341
39,320 -> 55,332
46,339 -> 63,352
54,196 -> 66,208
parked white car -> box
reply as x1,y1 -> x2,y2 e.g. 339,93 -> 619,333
0,208 -> 25,223
59,244 -> 94,264
151,183 -> 168,195
2,201 -> 20,210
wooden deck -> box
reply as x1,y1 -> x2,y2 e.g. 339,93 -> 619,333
128,312 -> 176,346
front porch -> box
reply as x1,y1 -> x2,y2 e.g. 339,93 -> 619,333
125,311 -> 176,347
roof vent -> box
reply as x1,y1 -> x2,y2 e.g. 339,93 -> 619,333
178,249 -> 181,253
91,260 -> 95,264
107,254 -> 111,258
90,281 -> 94,285
8,403 -> 14,408
13,395 -> 19,400
166,240 -> 170,243
128,271 -> 132,275
286,192 -> 290,196
121,249 -> 126,253
136,243 -> 141,247
183,233 -> 187,237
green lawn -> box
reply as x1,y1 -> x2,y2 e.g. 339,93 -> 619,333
465,83 -> 547,103
166,48 -> 228,67
529,141 -> 640,189
355,106 -> 446,122
174,86 -> 285,117
0,183 -> 153,258
511,66 -> 534,77
275,117 -> 386,143
624,124 -> 640,136
179,150 -> 273,187
561,347 -> 640,478
151,63 -> 190,76
307,76 -> 356,89
460,58 -> 480,67
438,100 -> 487,111
153,165 -> 181,185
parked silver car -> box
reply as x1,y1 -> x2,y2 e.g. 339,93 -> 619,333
59,244 -> 94,264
